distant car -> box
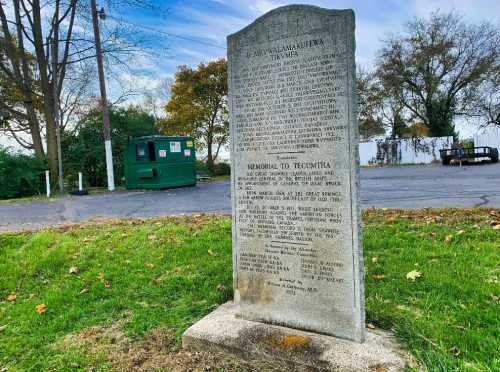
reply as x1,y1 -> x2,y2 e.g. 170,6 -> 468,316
439,146 -> 499,165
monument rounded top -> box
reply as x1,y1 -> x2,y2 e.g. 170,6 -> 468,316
227,5 -> 354,41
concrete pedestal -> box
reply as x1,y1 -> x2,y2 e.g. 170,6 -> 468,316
182,302 -> 411,371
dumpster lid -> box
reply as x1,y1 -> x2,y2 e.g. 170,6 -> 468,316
129,135 -> 193,143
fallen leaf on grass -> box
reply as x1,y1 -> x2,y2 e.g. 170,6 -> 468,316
372,274 -> 385,280
148,234 -> 157,241
207,249 -> 216,256
6,294 -> 16,302
371,257 -> 378,263
83,236 -> 97,243
457,230 -> 465,235
448,346 -> 460,356
367,323 -> 376,329
486,276 -> 498,284
145,263 -> 155,269
35,304 -> 47,314
104,281 -> 111,288
68,266 -> 80,274
79,288 -> 88,295
406,270 -> 422,281
216,284 -> 225,291
445,234 -> 453,243
0,325 -> 6,332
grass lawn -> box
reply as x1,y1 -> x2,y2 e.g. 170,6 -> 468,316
0,210 -> 499,371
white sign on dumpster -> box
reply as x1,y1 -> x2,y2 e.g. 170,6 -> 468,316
170,142 -> 181,153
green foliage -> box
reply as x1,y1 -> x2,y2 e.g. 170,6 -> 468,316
213,162 -> 230,176
196,160 -> 230,177
426,98 -> 457,138
63,106 -> 158,187
0,146 -> 46,199
158,59 -> 228,175
359,118 -> 385,140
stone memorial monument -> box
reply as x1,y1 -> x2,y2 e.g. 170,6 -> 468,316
183,5 -> 409,370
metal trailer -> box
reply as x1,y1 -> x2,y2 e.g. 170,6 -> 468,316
124,135 -> 197,189
439,146 -> 499,165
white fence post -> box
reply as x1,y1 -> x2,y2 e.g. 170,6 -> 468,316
45,170 -> 51,198
79,172 -> 83,191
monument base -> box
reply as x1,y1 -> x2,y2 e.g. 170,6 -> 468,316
182,302 -> 411,371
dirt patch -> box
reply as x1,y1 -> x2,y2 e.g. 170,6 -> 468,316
57,323 -> 294,371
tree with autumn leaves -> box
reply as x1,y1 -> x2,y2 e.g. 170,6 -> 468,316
158,59 -> 228,176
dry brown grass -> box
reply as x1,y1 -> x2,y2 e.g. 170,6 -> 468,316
57,323 -> 302,372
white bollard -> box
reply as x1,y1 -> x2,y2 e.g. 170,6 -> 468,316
45,170 -> 51,198
105,140 -> 115,191
79,172 -> 83,191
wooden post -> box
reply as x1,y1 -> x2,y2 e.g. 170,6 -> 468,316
91,0 -> 115,191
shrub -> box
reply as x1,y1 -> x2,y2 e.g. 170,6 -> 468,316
196,160 -> 209,176
0,147 -> 46,199
213,162 -> 231,176
62,106 -> 158,187
196,160 -> 230,177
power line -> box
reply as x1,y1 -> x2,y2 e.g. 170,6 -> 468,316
106,14 -> 227,50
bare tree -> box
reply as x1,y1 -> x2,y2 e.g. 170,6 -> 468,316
0,0 -> 166,179
468,66 -> 500,128
377,12 -> 499,137
356,66 -> 385,140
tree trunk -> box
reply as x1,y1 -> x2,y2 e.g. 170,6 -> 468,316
31,0 -> 58,180
27,109 -> 45,159
31,133 -> 45,160
207,135 -> 214,176
45,112 -> 58,179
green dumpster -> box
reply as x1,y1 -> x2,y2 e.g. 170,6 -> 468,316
124,135 -> 196,189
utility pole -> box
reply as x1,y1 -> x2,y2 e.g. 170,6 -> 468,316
51,6 -> 64,195
91,0 -> 115,191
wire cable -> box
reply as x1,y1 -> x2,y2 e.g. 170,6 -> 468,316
106,14 -> 227,50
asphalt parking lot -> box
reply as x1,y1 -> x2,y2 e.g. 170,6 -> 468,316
1,163 -> 499,231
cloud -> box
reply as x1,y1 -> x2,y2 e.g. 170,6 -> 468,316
110,0 -> 499,119
409,0 -> 497,22
250,0 -> 286,13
